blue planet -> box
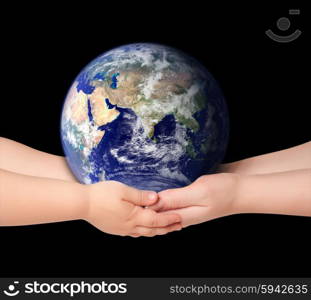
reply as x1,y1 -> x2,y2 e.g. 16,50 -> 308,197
61,43 -> 229,191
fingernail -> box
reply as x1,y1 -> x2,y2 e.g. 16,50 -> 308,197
148,192 -> 157,201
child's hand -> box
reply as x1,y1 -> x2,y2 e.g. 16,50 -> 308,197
149,168 -> 311,227
84,180 -> 182,237
148,173 -> 239,228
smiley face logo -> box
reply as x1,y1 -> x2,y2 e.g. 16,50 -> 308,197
266,9 -> 301,43
3,282 -> 20,297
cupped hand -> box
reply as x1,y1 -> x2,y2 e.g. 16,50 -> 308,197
83,180 -> 182,237
149,173 -> 239,228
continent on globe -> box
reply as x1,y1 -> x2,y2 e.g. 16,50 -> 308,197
61,43 -> 229,191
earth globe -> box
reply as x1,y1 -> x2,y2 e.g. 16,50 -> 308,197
61,43 -> 229,192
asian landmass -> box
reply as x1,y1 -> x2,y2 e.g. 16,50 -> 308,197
61,43 -> 229,191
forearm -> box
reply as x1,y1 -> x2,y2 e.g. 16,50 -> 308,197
0,137 -> 76,182
219,141 -> 311,175
0,169 -> 88,226
234,169 -> 311,216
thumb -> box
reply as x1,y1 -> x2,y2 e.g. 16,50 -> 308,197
149,184 -> 198,211
122,186 -> 158,206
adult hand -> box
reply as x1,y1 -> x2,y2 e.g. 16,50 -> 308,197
84,180 -> 182,237
149,173 -> 239,228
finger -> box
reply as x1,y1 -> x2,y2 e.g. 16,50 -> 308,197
136,209 -> 181,227
148,185 -> 198,211
134,223 -> 182,237
129,234 -> 140,238
159,206 -> 210,227
122,187 -> 158,206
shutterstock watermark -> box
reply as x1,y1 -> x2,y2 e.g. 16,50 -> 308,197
2,280 -> 127,297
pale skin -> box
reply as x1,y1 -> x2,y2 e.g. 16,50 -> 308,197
149,141 -> 311,227
1,138 -> 310,233
0,138 -> 182,237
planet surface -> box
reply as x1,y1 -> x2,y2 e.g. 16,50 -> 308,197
61,43 -> 229,191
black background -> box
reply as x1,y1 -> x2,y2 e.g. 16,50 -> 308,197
1,3 -> 310,278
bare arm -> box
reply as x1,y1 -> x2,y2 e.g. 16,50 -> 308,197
219,141 -> 311,175
0,169 -> 86,226
150,169 -> 311,227
149,142 -> 311,227
0,169 -> 181,236
0,137 -> 76,182
235,169 -> 311,216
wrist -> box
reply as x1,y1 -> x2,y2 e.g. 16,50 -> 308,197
229,173 -> 246,214
232,174 -> 256,214
201,172 -> 241,216
72,183 -> 90,221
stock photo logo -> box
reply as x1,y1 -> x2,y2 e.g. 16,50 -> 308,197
3,281 -> 20,297
266,9 -> 301,43
2,280 -> 127,297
